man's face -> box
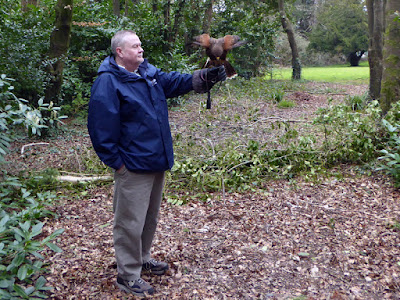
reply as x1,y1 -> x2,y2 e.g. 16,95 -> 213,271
117,34 -> 144,72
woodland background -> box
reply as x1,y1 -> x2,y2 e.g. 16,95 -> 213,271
1,0 -> 400,299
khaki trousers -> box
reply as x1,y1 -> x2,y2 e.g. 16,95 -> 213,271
113,167 -> 165,281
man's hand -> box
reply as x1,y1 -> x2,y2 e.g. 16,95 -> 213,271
206,66 -> 227,85
116,165 -> 125,174
192,66 -> 227,94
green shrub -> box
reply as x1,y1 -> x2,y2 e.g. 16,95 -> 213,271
270,89 -> 285,103
0,1 -> 54,103
0,174 -> 63,299
1,74 -> 67,141
277,99 -> 295,108
169,136 -> 321,200
1,76 -> 65,297
377,118 -> 400,186
313,100 -> 384,165
345,93 -> 368,111
167,86 -> 390,201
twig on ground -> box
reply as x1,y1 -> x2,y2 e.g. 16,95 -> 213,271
254,116 -> 310,124
21,142 -> 50,155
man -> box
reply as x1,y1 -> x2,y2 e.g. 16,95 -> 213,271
87,30 -> 226,297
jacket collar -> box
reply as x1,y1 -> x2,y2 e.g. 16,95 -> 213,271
98,55 -> 157,81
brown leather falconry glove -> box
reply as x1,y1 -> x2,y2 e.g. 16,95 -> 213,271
192,66 -> 227,94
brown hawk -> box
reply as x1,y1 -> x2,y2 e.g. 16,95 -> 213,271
193,33 -> 246,78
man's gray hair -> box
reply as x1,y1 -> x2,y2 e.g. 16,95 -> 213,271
111,30 -> 137,55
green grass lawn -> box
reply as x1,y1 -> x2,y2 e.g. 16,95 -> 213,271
271,61 -> 369,84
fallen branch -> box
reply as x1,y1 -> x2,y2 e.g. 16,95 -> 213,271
254,117 -> 310,124
57,174 -> 112,183
21,142 -> 50,155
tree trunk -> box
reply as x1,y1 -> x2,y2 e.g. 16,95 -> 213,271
152,0 -> 158,12
348,51 -> 365,66
380,0 -> 400,115
124,0 -> 128,15
184,0 -> 201,56
162,0 -> 171,52
44,0 -> 73,106
366,0 -> 385,101
112,0 -> 120,17
21,0 -> 37,11
202,0 -> 213,35
171,0 -> 186,45
278,0 -> 301,80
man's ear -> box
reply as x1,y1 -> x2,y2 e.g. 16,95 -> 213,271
115,47 -> 123,57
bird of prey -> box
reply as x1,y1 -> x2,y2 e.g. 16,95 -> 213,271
193,33 -> 246,78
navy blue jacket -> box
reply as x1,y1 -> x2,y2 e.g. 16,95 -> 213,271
87,56 -> 193,172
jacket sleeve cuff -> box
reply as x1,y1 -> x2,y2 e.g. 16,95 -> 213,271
192,70 -> 207,93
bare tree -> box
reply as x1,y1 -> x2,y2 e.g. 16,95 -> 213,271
380,0 -> 400,115
278,0 -> 301,80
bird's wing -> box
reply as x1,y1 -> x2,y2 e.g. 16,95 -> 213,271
193,33 -> 211,48
223,35 -> 247,50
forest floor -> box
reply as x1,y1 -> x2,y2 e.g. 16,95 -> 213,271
4,81 -> 400,299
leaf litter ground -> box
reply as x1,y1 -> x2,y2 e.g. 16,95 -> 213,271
4,82 -> 400,299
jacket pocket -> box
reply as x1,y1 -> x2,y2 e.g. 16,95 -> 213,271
115,165 -> 128,176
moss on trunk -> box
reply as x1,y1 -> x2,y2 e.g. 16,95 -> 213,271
380,0 -> 400,115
